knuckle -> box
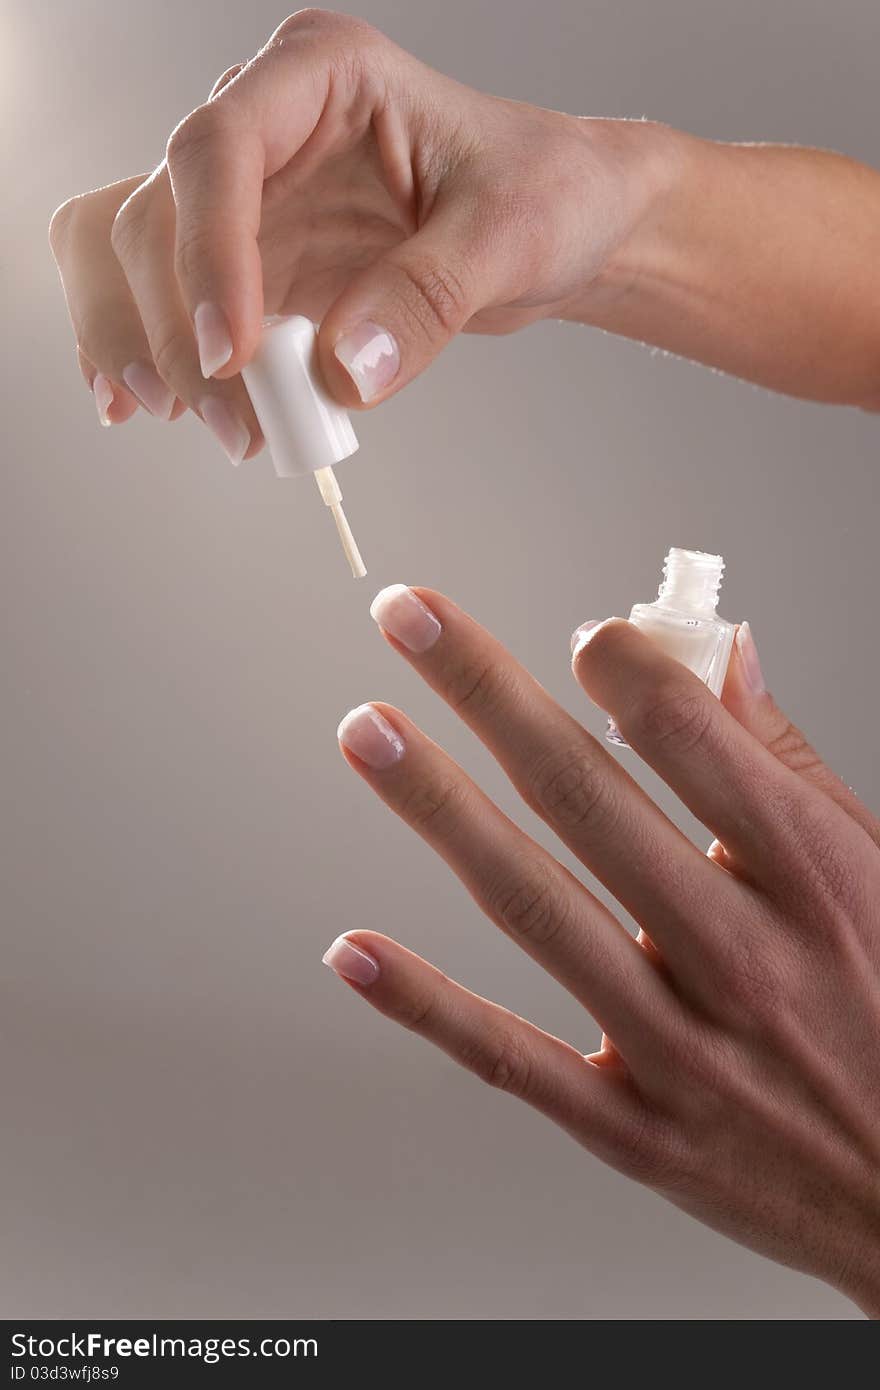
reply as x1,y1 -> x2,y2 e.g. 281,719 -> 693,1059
395,258 -> 469,340
110,191 -> 147,264
174,225 -> 217,290
73,310 -> 113,373
491,872 -> 562,947
442,655 -> 505,720
166,104 -> 222,173
149,316 -> 194,387
275,8 -> 378,42
399,775 -> 462,838
636,680 -> 714,756
463,1028 -> 534,1100
764,718 -> 821,775
529,744 -> 615,837
48,196 -> 81,254
442,650 -> 497,717
391,988 -> 435,1034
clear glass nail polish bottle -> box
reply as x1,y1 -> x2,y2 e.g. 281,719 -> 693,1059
607,547 -> 735,746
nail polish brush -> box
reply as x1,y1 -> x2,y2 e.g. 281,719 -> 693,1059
241,315 -> 366,578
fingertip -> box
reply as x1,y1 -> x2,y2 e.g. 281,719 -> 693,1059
570,617 -> 624,672
317,307 -> 403,410
211,309 -> 265,381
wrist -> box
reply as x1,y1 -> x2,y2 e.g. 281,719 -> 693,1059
560,117 -> 695,325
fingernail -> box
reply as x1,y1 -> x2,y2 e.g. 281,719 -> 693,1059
93,373 -> 114,427
337,703 -> 406,770
322,935 -> 380,987
736,621 -> 765,695
122,362 -> 174,420
370,584 -> 442,653
333,322 -> 400,402
200,396 -> 250,466
570,619 -> 603,659
194,301 -> 233,378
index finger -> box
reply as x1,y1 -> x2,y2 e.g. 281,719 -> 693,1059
163,12 -> 357,377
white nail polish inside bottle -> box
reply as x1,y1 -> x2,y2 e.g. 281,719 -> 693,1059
607,547 -> 735,747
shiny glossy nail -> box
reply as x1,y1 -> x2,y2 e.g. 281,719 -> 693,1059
337,704 -> 406,770
122,362 -> 174,420
333,322 -> 400,402
194,301 -> 233,379
370,584 -> 442,653
200,397 -> 249,466
322,935 -> 380,987
570,619 -> 604,659
736,621 -> 765,695
93,373 -> 114,427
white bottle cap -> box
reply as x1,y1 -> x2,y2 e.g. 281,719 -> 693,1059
241,316 -> 359,478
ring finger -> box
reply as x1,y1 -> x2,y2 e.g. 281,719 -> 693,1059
50,177 -> 180,426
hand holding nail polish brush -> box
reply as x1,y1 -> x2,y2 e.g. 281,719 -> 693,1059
240,315 -> 367,579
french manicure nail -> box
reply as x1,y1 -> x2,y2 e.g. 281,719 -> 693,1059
322,935 -> 380,987
93,373 -> 114,427
194,301 -> 233,378
370,584 -> 442,653
122,362 -> 174,420
200,396 -> 250,466
337,703 -> 406,770
333,322 -> 400,402
736,621 -> 765,695
570,619 -> 603,658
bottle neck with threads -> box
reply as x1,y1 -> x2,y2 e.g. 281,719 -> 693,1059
656,548 -> 724,618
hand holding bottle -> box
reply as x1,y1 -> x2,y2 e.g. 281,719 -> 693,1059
325,584 -> 880,1317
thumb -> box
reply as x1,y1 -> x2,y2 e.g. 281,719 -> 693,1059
318,200 -> 494,408
723,622 -> 878,844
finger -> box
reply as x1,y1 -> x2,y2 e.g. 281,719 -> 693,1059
77,346 -> 188,424
573,618 -> 867,889
318,195 -> 505,409
208,62 -> 246,100
50,180 -> 180,424
163,12 -> 357,377
336,702 -> 680,1076
76,348 -> 140,427
111,168 -> 262,465
322,929 -> 667,1176
723,622 -> 880,848
366,585 -> 733,982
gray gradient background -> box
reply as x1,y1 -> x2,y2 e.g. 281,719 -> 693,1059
4,0 -> 878,1320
